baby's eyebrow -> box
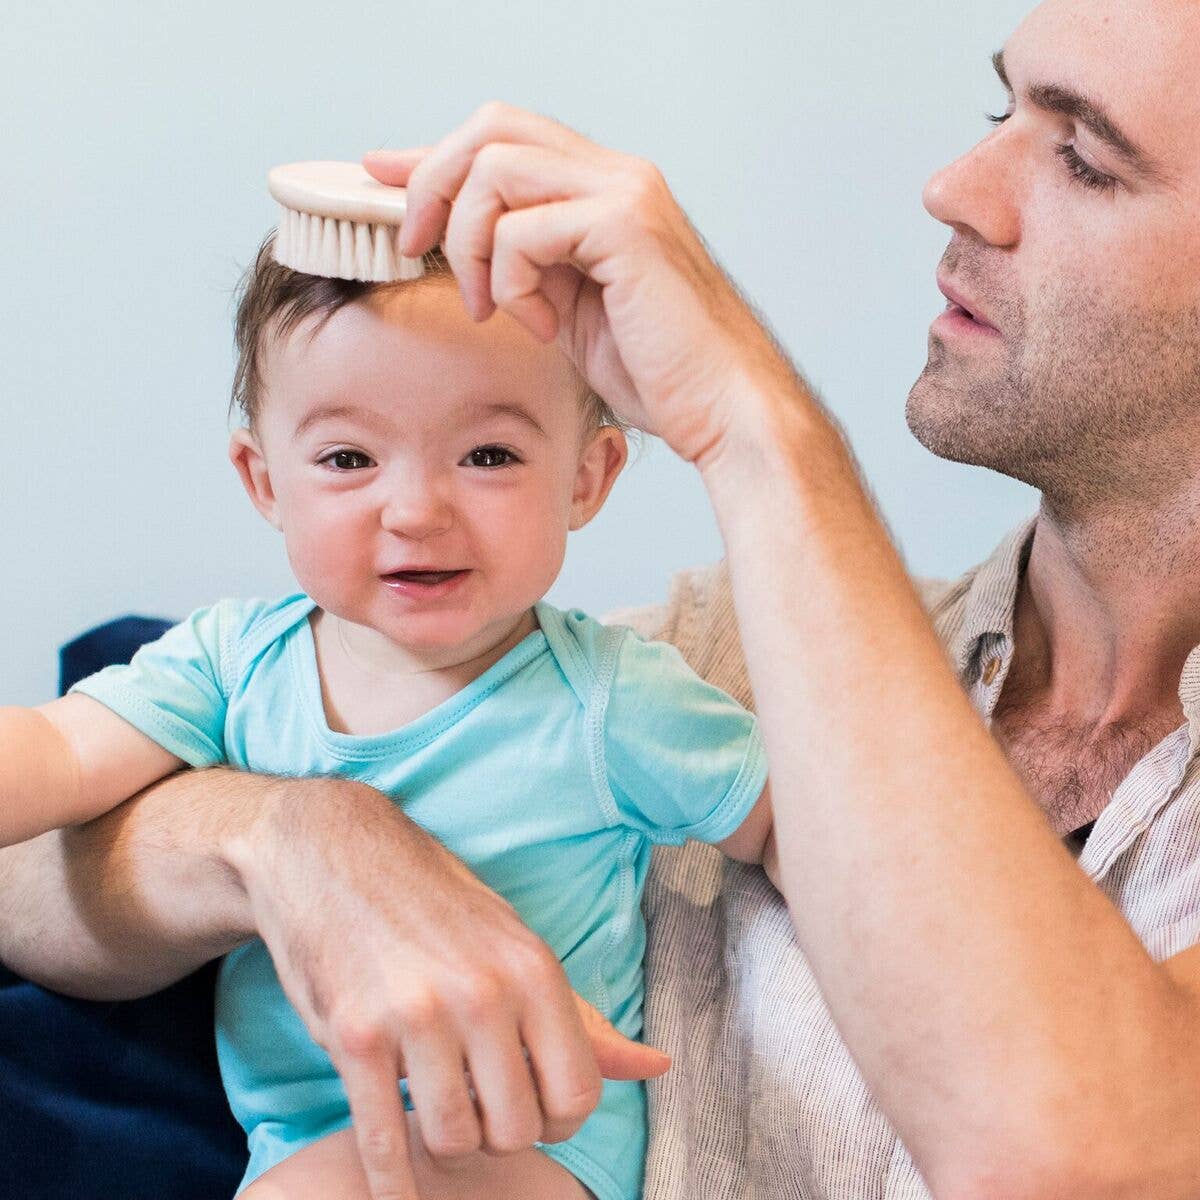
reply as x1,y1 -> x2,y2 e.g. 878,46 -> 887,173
473,402 -> 548,438
293,403 -> 390,440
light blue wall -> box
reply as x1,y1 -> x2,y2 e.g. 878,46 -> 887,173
2,1 -> 1035,704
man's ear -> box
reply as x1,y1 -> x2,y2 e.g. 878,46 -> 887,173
228,427 -> 282,530
570,426 -> 629,531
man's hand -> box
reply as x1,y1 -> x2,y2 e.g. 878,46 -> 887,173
228,777 -> 669,1200
364,105 -> 800,475
0,769 -> 668,1200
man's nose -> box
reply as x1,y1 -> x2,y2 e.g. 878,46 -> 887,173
922,124 -> 1022,249
378,472 -> 454,539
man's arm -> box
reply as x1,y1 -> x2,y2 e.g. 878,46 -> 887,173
0,767 -> 668,1200
709,414 -> 1200,1199
373,107 -> 1200,1199
0,766 -> 275,996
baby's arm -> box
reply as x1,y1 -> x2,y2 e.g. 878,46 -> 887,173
0,694 -> 183,847
242,1123 -> 594,1200
714,784 -> 781,890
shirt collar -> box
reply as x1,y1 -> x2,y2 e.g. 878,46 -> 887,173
1177,647 -> 1200,756
948,516 -> 1200,755
947,516 -> 1037,678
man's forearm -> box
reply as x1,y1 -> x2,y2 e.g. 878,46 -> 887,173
702,386 -> 1200,1197
0,767 -> 363,999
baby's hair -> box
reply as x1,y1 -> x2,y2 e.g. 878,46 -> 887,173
231,231 -> 619,431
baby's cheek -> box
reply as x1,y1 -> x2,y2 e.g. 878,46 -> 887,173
507,512 -> 570,599
282,524 -> 355,605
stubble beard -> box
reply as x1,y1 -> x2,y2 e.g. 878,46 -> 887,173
906,254 -> 1200,515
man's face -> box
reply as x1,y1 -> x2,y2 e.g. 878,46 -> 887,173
906,0 -> 1200,501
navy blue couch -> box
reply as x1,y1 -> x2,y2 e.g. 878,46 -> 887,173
0,618 -> 247,1197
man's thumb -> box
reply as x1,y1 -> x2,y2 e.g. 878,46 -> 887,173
574,995 -> 671,1081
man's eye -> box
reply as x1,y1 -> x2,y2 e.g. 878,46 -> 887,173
464,445 -> 518,469
1055,142 -> 1118,194
322,450 -> 374,471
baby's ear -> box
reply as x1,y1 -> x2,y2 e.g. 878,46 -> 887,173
570,426 -> 628,531
228,427 -> 282,530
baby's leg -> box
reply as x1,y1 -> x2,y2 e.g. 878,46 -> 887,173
241,1116 -> 595,1200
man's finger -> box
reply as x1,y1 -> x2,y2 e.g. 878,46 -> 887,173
443,142 -> 606,323
574,996 -> 672,1081
519,988 -> 604,1145
465,1026 -> 545,1155
488,199 -> 611,345
362,148 -> 430,187
398,103 -> 588,257
339,1054 -> 419,1200
402,1025 -> 482,1160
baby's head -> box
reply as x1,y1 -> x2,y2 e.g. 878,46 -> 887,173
228,233 -> 627,657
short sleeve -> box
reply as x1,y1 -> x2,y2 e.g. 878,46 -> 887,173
603,629 -> 768,846
69,600 -> 256,767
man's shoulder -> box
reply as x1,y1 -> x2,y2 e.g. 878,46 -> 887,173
604,561 -> 729,640
605,559 -> 983,697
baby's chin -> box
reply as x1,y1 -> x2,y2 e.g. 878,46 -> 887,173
316,599 -> 538,664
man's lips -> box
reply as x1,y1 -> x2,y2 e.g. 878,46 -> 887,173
936,275 -> 999,334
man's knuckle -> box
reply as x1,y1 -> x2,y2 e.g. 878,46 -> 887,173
626,156 -> 664,198
456,975 -> 505,1021
358,1122 -> 400,1161
423,1118 -> 482,1159
473,141 -> 508,177
396,987 -> 443,1035
472,99 -> 511,128
520,943 -> 565,989
330,1008 -> 386,1059
550,1078 -> 603,1123
486,1114 -> 543,1155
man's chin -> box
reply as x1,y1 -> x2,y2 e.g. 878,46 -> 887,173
906,380 -> 1003,470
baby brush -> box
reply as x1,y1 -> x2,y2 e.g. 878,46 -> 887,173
268,160 -> 425,283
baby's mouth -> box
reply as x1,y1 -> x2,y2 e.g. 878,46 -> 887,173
383,569 -> 466,585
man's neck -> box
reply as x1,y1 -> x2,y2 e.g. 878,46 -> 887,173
1015,492 -> 1200,724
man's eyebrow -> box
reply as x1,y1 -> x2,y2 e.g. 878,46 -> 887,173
991,49 -> 1167,185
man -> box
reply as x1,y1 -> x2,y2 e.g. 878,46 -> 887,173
4,0 -> 1200,1196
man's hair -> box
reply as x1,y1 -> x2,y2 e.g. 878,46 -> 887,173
231,232 -> 618,430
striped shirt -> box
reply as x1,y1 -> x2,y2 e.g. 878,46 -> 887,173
616,519 -> 1200,1199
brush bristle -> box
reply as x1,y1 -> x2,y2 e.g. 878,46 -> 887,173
273,206 -> 425,282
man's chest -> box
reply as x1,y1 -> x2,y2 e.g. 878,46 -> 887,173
989,701 -> 1183,835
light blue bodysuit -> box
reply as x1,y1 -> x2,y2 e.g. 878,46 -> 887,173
74,595 -> 768,1200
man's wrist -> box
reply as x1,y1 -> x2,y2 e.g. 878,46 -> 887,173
219,773 -> 359,920
221,773 -> 446,935
698,363 -> 856,528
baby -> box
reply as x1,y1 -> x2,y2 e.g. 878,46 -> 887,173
2,237 -> 775,1200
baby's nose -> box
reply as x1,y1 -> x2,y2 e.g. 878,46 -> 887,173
378,478 -> 454,539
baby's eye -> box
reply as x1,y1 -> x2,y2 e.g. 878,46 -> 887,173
463,445 -> 519,469
321,449 -> 374,471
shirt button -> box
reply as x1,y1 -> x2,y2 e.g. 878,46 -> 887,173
982,657 -> 1001,686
